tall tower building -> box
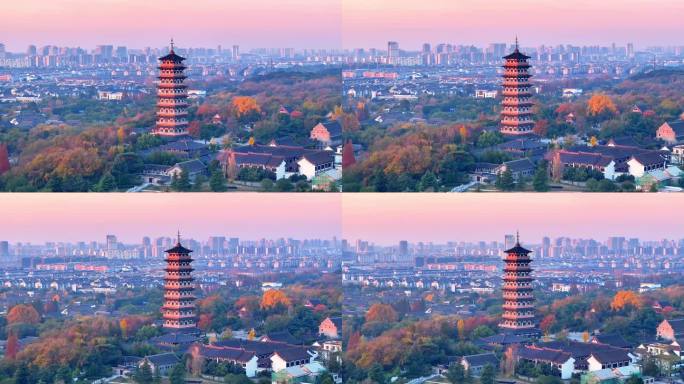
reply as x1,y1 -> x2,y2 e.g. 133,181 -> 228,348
500,233 -> 537,335
387,41 -> 399,65
153,40 -> 189,137
162,234 -> 197,332
500,39 -> 534,135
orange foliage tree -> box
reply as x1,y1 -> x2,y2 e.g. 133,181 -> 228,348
365,304 -> 398,324
587,94 -> 618,117
5,333 -> 19,359
7,304 -> 40,325
539,314 -> 556,335
611,290 -> 641,311
260,290 -> 292,310
231,96 -> 261,123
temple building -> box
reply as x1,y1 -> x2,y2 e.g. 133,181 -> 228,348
162,234 -> 197,332
500,39 -> 534,135
500,233 -> 538,336
153,40 -> 189,137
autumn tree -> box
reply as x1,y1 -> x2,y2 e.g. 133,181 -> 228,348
533,119 -> 549,137
587,94 -> 618,119
539,314 -> 556,335
120,318 -> 129,339
231,96 -> 261,124
5,333 -> 19,359
188,121 -> 201,138
457,319 -> 466,340
260,290 -> 292,310
458,125 -> 469,144
7,304 -> 40,325
611,291 -> 642,311
341,113 -> 360,132
0,143 -> 10,175
365,304 -> 398,324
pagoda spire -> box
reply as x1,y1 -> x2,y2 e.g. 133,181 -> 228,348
170,38 -> 175,53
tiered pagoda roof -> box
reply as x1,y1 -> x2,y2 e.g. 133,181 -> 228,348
499,232 -> 538,336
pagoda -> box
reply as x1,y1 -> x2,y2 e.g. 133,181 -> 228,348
500,39 -> 534,135
499,232 -> 538,335
153,40 -> 189,137
162,233 -> 197,332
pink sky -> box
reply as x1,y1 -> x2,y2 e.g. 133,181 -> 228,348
2,1 -> 682,51
2,194 -> 682,245
343,0 -> 684,49
0,0 -> 343,51
342,194 -> 684,245
1,194 -> 342,243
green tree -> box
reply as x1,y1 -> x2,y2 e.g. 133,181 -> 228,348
135,361 -> 154,384
316,372 -> 335,384
171,170 -> 192,192
169,364 -> 186,384
536,376 -> 563,384
275,178 -> 294,192
14,363 -> 30,384
210,170 -> 228,192
224,373 -> 253,384
95,172 -> 117,191
373,169 -> 388,192
192,174 -> 207,191
368,364 -> 386,384
533,161 -> 549,192
261,178 -> 274,191
446,363 -> 466,384
419,171 -> 439,191
480,364 -> 495,384
496,168 -> 515,191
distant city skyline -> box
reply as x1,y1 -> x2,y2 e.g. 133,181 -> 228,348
342,0 -> 684,49
0,0 -> 343,52
342,194 -> 684,245
2,0 -> 682,52
1,194 -> 342,243
4,195 -> 684,245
